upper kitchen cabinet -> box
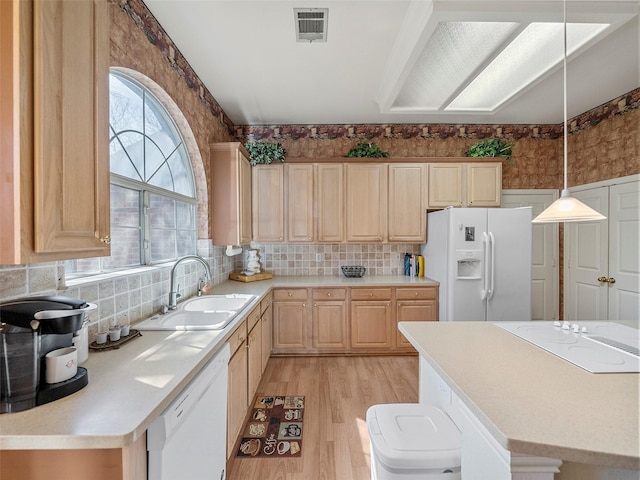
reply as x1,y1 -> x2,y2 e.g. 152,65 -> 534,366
1,0 -> 111,264
210,143 -> 252,245
283,163 -> 344,243
428,162 -> 502,208
252,164 -> 284,242
345,163 -> 387,242
388,164 -> 427,242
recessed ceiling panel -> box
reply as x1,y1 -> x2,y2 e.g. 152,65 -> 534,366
392,22 -> 519,110
446,22 -> 610,111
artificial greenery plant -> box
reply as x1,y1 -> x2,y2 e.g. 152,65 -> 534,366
466,138 -> 514,164
244,141 -> 287,166
345,142 -> 389,158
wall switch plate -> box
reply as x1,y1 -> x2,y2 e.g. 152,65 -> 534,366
316,253 -> 322,262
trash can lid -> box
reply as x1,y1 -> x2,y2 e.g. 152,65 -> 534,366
367,403 -> 461,470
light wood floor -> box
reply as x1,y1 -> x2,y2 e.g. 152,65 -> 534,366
227,355 -> 419,480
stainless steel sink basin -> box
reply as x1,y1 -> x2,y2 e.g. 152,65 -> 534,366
135,294 -> 255,331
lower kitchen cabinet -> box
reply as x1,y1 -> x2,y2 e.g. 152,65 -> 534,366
272,289 -> 310,353
227,320 -> 248,458
312,288 -> 348,351
246,306 -> 262,406
396,287 -> 438,350
350,288 -> 393,349
0,434 -> 147,480
260,294 -> 273,374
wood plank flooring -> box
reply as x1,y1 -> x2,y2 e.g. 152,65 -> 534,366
227,355 -> 419,480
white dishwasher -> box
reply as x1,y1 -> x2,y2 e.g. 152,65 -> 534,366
147,343 -> 230,480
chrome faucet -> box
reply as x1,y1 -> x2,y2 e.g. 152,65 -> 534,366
168,255 -> 212,310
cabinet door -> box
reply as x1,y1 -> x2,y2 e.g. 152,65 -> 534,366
316,164 -> 344,242
260,302 -> 272,373
312,301 -> 348,350
6,0 -> 110,262
345,164 -> 387,242
466,163 -> 502,207
428,163 -> 463,208
388,164 -> 427,242
239,150 -> 253,244
272,300 -> 309,352
286,164 -> 314,242
247,321 -> 262,404
350,301 -> 392,349
396,300 -> 437,348
227,343 -> 247,457
252,164 -> 284,242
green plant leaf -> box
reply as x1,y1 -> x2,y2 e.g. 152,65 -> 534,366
345,142 -> 389,158
244,142 -> 287,166
466,138 -> 514,164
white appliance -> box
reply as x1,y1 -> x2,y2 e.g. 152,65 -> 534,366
421,207 -> 532,322
497,321 -> 640,373
147,343 -> 230,480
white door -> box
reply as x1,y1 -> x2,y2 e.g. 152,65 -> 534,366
566,178 -> 640,327
502,190 -> 559,320
565,187 -> 609,321
608,181 -> 640,326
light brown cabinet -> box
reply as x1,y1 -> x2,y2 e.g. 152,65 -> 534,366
210,142 -> 252,246
395,287 -> 438,350
283,163 -> 344,242
246,306 -> 262,405
350,288 -> 393,349
227,319 -> 248,457
312,289 -> 348,351
272,289 -> 310,353
286,164 -> 314,242
252,164 -> 285,242
1,0 -> 110,264
428,162 -> 502,208
260,294 -> 273,373
388,164 -> 427,242
345,164 -> 387,242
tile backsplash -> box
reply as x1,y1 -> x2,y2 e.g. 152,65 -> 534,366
0,241 -> 419,342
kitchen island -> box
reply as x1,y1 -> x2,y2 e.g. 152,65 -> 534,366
399,321 -> 639,480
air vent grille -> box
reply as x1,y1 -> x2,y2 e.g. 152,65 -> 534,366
294,8 -> 328,42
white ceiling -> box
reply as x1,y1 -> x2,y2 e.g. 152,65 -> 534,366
143,0 -> 639,126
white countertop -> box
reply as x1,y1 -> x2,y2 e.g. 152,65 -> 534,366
399,321 -> 640,470
0,274 -> 436,450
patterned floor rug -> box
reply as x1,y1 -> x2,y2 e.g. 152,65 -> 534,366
236,395 -> 305,458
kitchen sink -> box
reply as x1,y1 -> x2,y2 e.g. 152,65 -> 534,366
136,294 -> 255,331
182,294 -> 254,312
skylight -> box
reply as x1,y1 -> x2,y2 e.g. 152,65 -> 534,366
446,22 -> 609,111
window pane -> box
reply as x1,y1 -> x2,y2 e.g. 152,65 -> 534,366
109,75 -> 144,133
169,144 -> 195,197
109,184 -> 142,267
110,131 -> 145,181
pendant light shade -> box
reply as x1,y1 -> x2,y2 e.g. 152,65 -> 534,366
532,0 -> 606,224
532,189 -> 606,223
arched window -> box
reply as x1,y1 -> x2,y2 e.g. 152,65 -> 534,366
67,71 -> 197,275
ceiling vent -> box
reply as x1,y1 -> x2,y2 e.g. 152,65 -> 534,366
294,8 -> 328,43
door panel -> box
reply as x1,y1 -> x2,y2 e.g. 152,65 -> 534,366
608,182 -> 640,326
567,188 -> 609,321
501,191 -> 558,320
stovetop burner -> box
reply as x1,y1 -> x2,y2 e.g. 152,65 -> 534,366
496,321 -> 640,373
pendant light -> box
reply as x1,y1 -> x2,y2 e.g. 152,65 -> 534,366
532,0 -> 605,224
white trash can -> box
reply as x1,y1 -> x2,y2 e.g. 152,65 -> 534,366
367,403 -> 461,480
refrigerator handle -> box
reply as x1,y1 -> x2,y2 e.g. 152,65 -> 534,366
482,232 -> 490,301
488,232 -> 496,300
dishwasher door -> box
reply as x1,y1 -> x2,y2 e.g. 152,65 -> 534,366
147,343 -> 230,480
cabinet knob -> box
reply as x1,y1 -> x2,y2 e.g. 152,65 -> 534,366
327,292 -> 331,297
598,276 -> 608,283
608,277 -> 616,284
288,292 -> 292,297
313,303 -> 317,307
415,292 -> 419,296
302,303 -> 306,307
238,336 -> 245,343
369,293 -> 373,297
100,235 -> 111,245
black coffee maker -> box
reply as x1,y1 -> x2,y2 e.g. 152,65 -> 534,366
0,296 -> 96,413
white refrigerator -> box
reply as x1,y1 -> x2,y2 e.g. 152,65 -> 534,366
421,207 -> 532,322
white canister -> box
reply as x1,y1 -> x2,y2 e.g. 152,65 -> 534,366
72,323 -> 89,364
45,347 -> 78,384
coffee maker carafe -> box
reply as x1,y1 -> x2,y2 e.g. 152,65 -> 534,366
0,296 -> 96,413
